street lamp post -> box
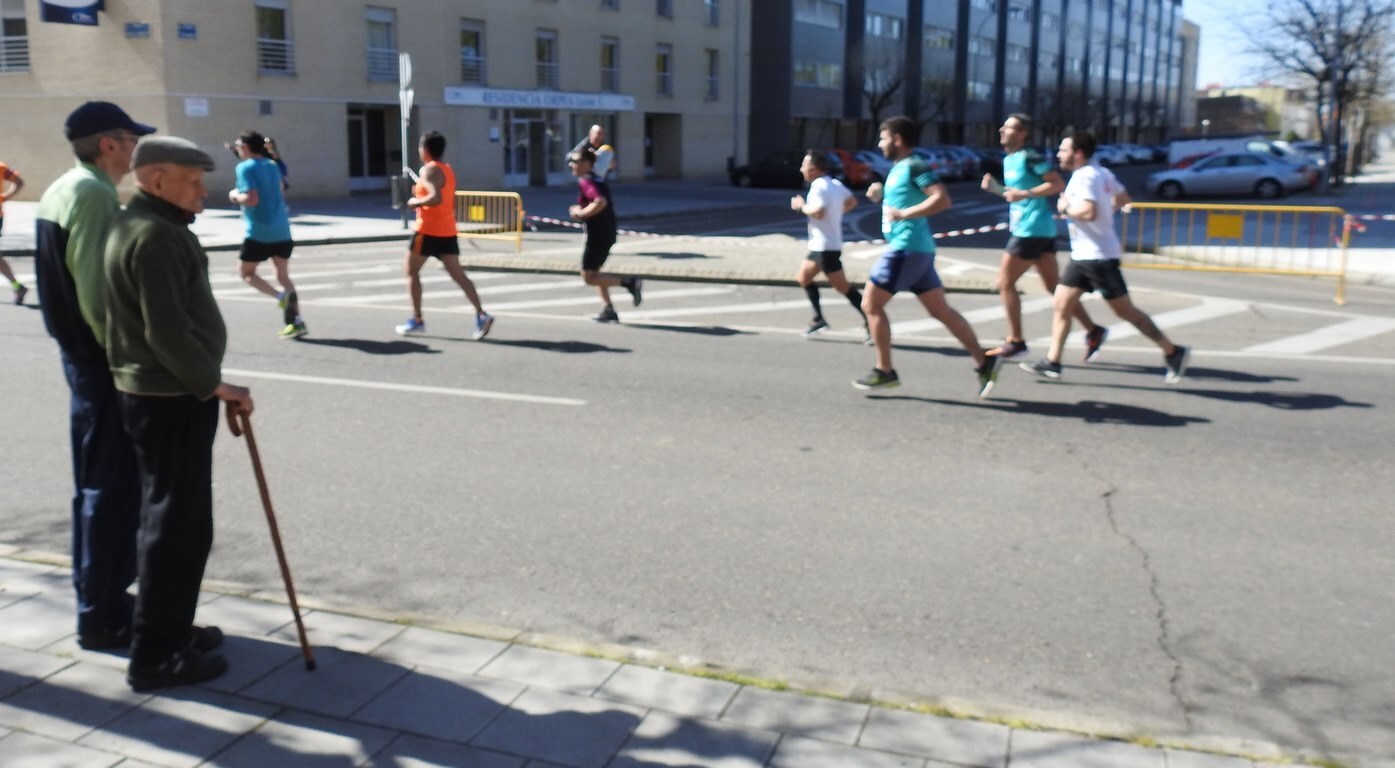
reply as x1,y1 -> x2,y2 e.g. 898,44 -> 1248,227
1201,118 -> 1210,136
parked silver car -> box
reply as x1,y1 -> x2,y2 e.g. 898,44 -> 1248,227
1146,151 -> 1319,200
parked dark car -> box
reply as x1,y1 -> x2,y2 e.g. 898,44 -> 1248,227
729,150 -> 843,188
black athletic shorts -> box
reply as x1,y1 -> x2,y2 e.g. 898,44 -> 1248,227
1061,258 -> 1130,300
410,233 -> 460,259
582,236 -> 616,272
805,250 -> 846,274
239,239 -> 294,263
1006,236 -> 1057,261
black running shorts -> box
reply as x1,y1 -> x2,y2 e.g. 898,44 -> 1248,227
1006,236 -> 1057,261
1061,258 -> 1130,300
239,239 -> 294,263
411,233 -> 460,259
581,236 -> 616,272
805,250 -> 846,274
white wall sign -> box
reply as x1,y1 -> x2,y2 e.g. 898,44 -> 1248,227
184,97 -> 209,117
444,87 -> 635,112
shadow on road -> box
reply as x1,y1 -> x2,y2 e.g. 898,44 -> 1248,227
292,338 -> 441,356
628,323 -> 751,337
631,251 -> 713,260
485,338 -> 630,354
869,394 -> 1210,427
1087,362 -> 1299,385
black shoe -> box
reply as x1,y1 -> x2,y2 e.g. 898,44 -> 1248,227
81,624 -> 224,653
627,277 -> 643,307
1020,358 -> 1062,380
802,317 -> 829,337
592,305 -> 620,323
127,647 -> 228,691
1083,326 -> 1109,363
1164,345 -> 1190,384
987,339 -> 1029,359
852,368 -> 899,390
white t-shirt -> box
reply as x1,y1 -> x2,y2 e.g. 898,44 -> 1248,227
805,175 -> 852,251
1063,162 -> 1125,261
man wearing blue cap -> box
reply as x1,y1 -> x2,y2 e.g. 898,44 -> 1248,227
34,101 -> 166,652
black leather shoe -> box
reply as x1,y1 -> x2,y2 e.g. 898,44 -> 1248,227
127,647 -> 228,691
81,624 -> 224,653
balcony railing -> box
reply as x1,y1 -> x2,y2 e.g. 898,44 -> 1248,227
461,53 -> 486,84
0,36 -> 30,73
257,38 -> 295,75
536,62 -> 558,90
601,68 -> 619,93
367,47 -> 397,81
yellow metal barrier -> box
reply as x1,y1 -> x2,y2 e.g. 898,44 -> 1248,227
1118,202 -> 1351,304
453,191 -> 525,252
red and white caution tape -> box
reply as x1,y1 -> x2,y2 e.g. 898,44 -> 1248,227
1350,213 -> 1395,222
525,215 -> 680,239
525,214 -> 1010,243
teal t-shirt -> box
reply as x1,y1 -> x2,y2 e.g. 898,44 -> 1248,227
1003,149 -> 1057,238
881,156 -> 939,252
235,157 -> 292,242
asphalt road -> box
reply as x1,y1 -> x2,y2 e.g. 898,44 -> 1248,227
4,217 -> 1394,764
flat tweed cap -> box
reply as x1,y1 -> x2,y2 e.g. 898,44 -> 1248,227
133,136 -> 216,171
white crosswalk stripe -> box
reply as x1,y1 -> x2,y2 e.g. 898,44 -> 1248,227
198,251 -> 1395,362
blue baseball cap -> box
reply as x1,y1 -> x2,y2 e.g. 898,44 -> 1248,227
64,101 -> 157,141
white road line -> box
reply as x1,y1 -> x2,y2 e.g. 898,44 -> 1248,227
623,299 -> 812,320
314,286 -> 735,312
208,265 -> 395,284
212,272 -> 516,299
891,296 -> 1057,335
306,278 -> 576,305
1242,317 -> 1395,354
222,368 -> 586,406
1035,298 -> 1251,346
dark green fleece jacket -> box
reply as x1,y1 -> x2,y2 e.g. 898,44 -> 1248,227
103,191 -> 227,400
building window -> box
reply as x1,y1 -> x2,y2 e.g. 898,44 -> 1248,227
1007,5 -> 1031,22
1041,51 -> 1059,69
460,19 -> 485,84
2,0 -> 30,73
256,0 -> 294,76
866,12 -> 903,40
601,36 -> 620,92
1004,85 -> 1024,102
365,7 -> 396,82
970,37 -> 994,58
705,48 -> 719,100
656,43 -> 673,95
968,80 -> 992,100
794,0 -> 842,29
969,0 -> 993,11
536,29 -> 558,89
705,0 -> 719,26
1007,44 -> 1028,64
924,25 -> 954,50
793,61 -> 843,88
601,0 -> 618,7
657,0 -> 672,18
1042,11 -> 1058,29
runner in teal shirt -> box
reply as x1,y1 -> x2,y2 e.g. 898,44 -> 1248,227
980,113 -> 1105,361
855,116 -> 1000,397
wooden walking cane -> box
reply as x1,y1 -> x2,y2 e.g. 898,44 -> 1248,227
226,403 -> 317,671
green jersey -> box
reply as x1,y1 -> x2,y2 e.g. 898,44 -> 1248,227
1003,149 -> 1057,238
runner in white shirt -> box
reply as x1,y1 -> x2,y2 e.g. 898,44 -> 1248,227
790,150 -> 868,340
1020,131 -> 1189,383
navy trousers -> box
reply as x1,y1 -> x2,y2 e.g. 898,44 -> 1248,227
61,352 -> 141,637
119,393 -> 219,666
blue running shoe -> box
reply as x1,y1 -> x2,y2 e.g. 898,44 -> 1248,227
395,317 -> 425,335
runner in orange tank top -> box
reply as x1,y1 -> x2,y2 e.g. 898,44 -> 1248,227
396,131 -> 493,339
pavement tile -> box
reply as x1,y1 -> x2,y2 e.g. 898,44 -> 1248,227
194,595 -> 299,637
198,635 -> 302,694
719,687 -> 870,745
768,734 -> 927,768
0,645 -> 75,698
1009,729 -> 1166,768
350,663 -> 524,744
0,592 -> 79,650
477,644 -> 621,696
607,710 -> 778,768
0,558 -> 59,587
76,687 -> 278,768
238,646 -> 409,718
469,687 -> 645,768
592,665 -> 739,720
1165,750 -> 1255,768
0,730 -> 125,768
205,710 -> 396,767
369,626 -> 508,673
0,661 -> 150,741
367,733 -> 525,767
859,708 -> 1011,767
272,610 -> 405,655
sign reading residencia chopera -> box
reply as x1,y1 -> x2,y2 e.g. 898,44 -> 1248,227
444,87 -> 636,112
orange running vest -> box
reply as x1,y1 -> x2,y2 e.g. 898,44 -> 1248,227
414,161 -> 457,237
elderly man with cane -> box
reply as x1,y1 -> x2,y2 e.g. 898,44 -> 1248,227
103,136 -> 253,690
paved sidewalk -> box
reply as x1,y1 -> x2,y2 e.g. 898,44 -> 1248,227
0,551 -> 1329,768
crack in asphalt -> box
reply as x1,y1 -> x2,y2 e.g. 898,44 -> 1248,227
1099,483 -> 1194,731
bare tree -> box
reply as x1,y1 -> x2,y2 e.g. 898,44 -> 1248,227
917,75 -> 957,143
1243,0 -> 1395,180
863,43 -> 905,145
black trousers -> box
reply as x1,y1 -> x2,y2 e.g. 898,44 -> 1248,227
119,393 -> 219,665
